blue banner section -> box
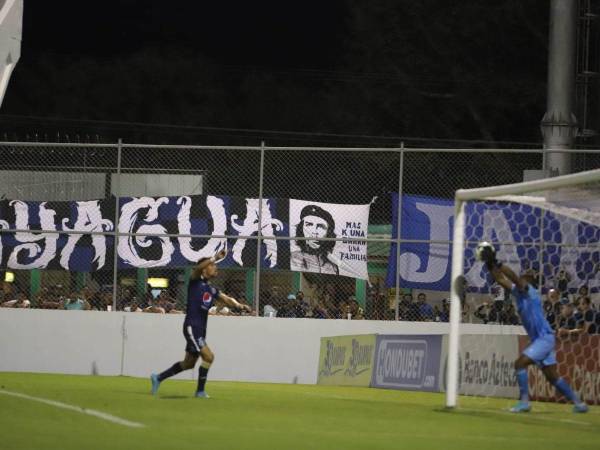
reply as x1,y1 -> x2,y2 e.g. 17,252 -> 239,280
385,194 -> 600,293
385,194 -> 454,291
371,334 -> 443,391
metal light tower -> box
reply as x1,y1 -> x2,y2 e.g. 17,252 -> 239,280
540,0 -> 579,176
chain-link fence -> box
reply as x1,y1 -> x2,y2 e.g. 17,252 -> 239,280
0,141 -> 599,322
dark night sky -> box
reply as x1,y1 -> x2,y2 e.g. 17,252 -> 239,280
22,1 -> 347,67
1,1 -> 563,146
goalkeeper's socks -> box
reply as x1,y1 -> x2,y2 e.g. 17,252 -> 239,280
197,361 -> 212,393
158,362 -> 183,382
553,378 -> 580,404
516,368 -> 529,402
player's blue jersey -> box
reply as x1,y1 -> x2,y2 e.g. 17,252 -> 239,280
183,277 -> 219,334
511,284 -> 554,341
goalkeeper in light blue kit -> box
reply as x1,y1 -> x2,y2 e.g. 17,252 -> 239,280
477,242 -> 588,413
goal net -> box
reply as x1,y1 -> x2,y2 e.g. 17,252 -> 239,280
446,168 -> 600,408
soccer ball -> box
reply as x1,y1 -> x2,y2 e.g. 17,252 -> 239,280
475,241 -> 494,261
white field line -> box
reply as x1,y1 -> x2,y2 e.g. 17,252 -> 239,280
0,389 -> 145,428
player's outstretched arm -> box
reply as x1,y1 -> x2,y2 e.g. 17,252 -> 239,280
489,266 -> 514,291
477,242 -> 523,291
218,292 -> 252,313
214,248 -> 227,262
191,248 -> 228,279
497,265 -> 527,290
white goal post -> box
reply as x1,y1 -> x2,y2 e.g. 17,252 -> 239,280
446,168 -> 600,408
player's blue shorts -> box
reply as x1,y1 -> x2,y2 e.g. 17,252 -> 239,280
523,334 -> 556,367
183,325 -> 206,356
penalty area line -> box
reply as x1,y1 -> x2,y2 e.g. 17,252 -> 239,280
0,389 -> 145,428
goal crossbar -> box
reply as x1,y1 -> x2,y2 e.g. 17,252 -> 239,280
455,168 -> 600,201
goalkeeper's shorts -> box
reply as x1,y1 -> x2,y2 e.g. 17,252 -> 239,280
523,334 -> 556,367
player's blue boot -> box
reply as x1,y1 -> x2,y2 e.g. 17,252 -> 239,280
195,391 -> 210,399
573,402 -> 588,413
509,401 -> 531,413
150,373 -> 161,396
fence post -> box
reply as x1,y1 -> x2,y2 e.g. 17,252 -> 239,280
538,208 -> 546,292
253,142 -> 266,316
539,146 -> 548,292
394,143 -> 405,321
111,138 -> 122,311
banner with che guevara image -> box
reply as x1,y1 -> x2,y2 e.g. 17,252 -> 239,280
0,195 -> 371,280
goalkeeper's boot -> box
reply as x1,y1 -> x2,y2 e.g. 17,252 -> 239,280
195,391 -> 210,399
573,402 -> 589,413
509,401 -> 531,413
150,373 -> 161,396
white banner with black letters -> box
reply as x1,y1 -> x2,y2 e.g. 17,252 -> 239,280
289,199 -> 369,280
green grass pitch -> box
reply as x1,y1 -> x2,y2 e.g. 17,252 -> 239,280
0,372 -> 598,450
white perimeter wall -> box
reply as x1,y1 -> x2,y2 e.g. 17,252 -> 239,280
0,310 -> 524,384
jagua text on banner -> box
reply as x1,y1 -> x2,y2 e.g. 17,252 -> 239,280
0,195 -> 371,279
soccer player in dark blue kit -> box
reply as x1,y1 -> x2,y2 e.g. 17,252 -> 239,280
477,242 -> 588,413
150,249 -> 252,398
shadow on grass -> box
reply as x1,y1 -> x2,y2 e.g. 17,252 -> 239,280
432,406 -> 521,423
123,390 -> 197,400
159,395 -> 191,400
432,406 -> 593,428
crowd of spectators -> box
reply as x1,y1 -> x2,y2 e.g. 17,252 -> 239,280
0,279 -> 527,325
0,282 -> 186,314
395,293 -> 445,322
1,270 -> 598,333
544,285 -> 600,336
474,301 -> 520,325
257,285 -> 365,320
256,286 -> 455,322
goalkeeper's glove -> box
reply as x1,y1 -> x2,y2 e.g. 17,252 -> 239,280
479,244 -> 502,271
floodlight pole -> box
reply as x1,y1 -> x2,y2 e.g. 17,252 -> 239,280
541,0 -> 578,176
0,0 -> 23,108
